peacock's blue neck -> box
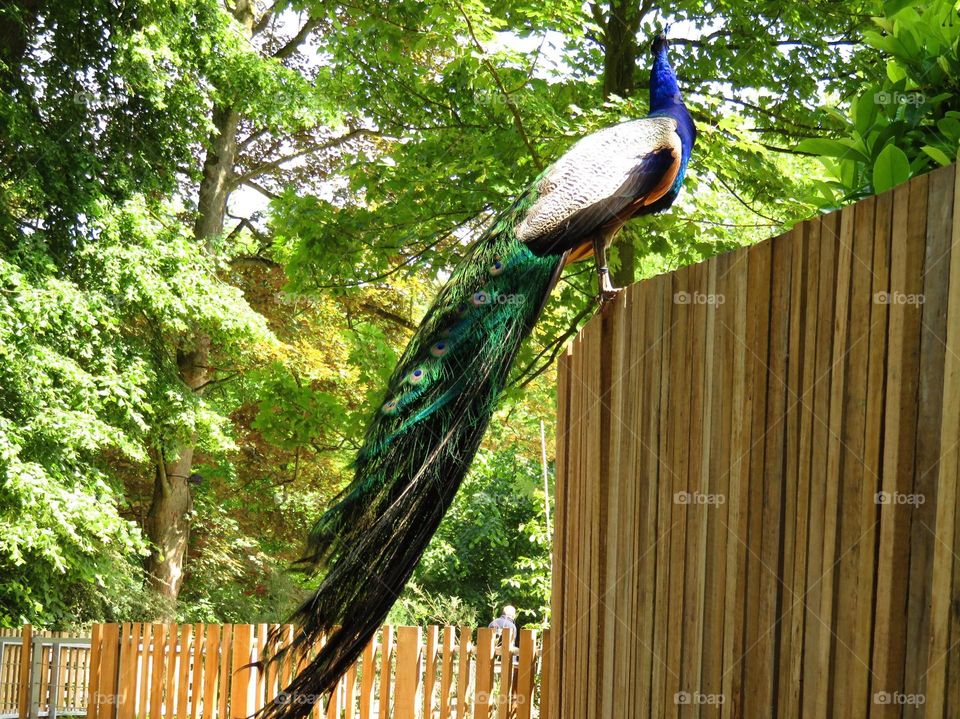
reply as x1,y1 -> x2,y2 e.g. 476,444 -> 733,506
648,43 -> 695,190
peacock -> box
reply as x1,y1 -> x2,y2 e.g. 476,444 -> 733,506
258,33 -> 695,718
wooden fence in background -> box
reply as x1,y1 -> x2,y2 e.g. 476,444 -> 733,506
548,164 -> 960,717
0,627 -> 91,719
83,623 -> 549,719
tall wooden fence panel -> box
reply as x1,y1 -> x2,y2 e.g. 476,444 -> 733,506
82,624 -> 549,719
548,165 -> 960,718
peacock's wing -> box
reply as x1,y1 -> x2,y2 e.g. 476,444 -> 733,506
516,116 -> 683,256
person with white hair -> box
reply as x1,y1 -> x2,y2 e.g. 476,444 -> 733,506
488,604 -> 520,651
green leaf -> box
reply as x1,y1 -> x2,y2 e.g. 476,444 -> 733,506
873,144 -> 911,192
921,145 -> 952,166
796,138 -> 855,158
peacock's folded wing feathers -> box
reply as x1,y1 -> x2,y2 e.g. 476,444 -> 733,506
517,116 -> 682,255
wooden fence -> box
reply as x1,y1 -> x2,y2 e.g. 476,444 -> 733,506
83,624 -> 549,719
547,164 -> 960,717
0,627 -> 91,719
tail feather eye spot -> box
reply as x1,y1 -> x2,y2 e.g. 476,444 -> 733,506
489,260 -> 504,276
406,368 -> 426,384
430,341 -> 449,357
472,291 -> 490,306
382,398 -> 400,414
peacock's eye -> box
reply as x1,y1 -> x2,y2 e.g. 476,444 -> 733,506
489,260 -> 504,276
472,291 -> 490,306
382,398 -> 400,414
407,368 -> 426,384
430,341 -> 449,357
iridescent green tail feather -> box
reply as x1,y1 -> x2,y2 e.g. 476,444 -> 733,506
258,201 -> 565,719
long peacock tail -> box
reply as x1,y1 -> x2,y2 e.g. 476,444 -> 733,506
257,193 -> 566,719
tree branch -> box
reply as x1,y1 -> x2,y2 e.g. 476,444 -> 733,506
231,128 -> 379,187
456,1 -> 543,171
271,16 -> 321,59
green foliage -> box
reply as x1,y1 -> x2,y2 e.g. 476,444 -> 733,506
802,0 -> 960,202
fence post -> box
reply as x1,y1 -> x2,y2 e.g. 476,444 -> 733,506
17,625 -> 32,719
48,643 -> 60,719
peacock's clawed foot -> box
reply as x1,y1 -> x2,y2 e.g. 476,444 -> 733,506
598,286 -> 623,307
597,268 -> 622,307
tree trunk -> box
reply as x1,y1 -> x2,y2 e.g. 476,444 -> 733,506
596,0 -> 648,288
142,1 -> 253,616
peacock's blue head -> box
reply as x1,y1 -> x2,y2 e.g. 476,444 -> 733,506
649,34 -> 683,113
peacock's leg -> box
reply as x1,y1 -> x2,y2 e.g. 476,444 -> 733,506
593,234 -> 622,305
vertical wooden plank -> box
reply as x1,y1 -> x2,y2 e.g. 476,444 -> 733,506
473,628 -> 494,719
650,273 -> 674,719
20,625 -> 33,719
923,165 -> 960,719
833,197 -> 875,719
497,628 -> 513,717
740,237 -> 774,719
85,626 -> 101,719
784,218 -> 821,716
116,623 -> 139,719
217,625 -> 233,719
438,627 -> 455,719
254,625 -> 266,713
903,171 -> 939,719
379,626 -> 394,719
358,632 -> 376,719
548,345 -> 571,719
667,265 -> 695,719
799,214 -> 838,716
98,625 -> 120,719
394,627 -> 420,719
775,224 -> 808,717
514,631 -> 535,719
600,290 -> 629,719
164,626 -> 178,719
455,627 -> 470,719
138,624 -> 152,719
191,625 -> 204,719
539,630 -> 551,719
176,625 -> 192,719
813,205 -> 855,718
422,626 -> 438,719
202,625 -> 220,719
231,626 -> 253,719
149,625 -> 166,719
